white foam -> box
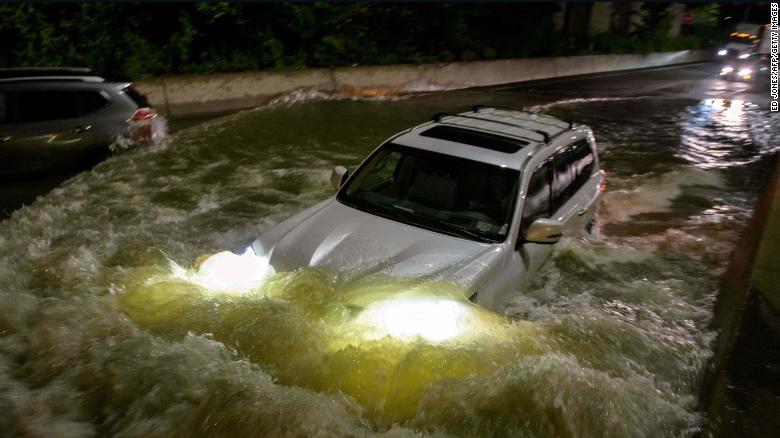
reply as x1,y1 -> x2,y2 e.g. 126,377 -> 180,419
601,167 -> 724,223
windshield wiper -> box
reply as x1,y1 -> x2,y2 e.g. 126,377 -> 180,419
368,202 -> 416,224
389,203 -> 495,243
440,221 -> 495,243
392,204 -> 415,214
342,196 -> 496,243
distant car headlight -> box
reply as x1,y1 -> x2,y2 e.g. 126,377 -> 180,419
738,54 -> 750,59
717,49 -> 727,56
720,66 -> 734,74
738,68 -> 752,76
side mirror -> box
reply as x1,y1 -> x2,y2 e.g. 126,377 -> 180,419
330,165 -> 349,189
524,218 -> 563,244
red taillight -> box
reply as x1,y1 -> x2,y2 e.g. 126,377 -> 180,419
599,169 -> 607,193
128,107 -> 158,144
130,107 -> 157,122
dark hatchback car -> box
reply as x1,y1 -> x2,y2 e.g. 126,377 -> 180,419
0,67 -> 159,177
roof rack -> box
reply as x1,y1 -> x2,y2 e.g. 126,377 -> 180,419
471,105 -> 574,130
0,67 -> 104,83
431,112 -> 549,143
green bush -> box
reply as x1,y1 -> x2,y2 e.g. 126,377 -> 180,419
0,2 -> 717,78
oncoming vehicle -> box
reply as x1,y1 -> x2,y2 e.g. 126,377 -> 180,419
716,23 -> 768,59
0,67 -> 160,177
716,23 -> 770,82
719,62 -> 759,81
252,106 -> 604,311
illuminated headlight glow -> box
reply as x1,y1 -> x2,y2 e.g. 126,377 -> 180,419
720,66 -> 733,75
738,54 -> 750,59
738,69 -> 752,77
172,247 -> 274,293
355,297 -> 485,343
717,49 -> 727,56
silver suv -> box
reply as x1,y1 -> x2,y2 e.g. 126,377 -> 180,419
252,106 -> 605,311
0,68 -> 159,177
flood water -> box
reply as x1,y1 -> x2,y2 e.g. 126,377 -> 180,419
1,71 -> 779,436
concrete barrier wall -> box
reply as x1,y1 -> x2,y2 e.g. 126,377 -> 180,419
135,50 -> 709,116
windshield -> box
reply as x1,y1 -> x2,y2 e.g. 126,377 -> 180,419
337,143 -> 519,243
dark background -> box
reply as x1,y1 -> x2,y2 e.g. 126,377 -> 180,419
0,2 -> 752,79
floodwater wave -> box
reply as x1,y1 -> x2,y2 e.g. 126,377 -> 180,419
0,95 -> 777,436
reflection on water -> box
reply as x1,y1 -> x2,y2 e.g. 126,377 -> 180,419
0,94 -> 777,436
677,99 -> 778,169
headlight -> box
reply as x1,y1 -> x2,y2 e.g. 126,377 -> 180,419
720,66 -> 733,74
356,297 -> 482,342
717,49 -> 727,56
173,246 -> 275,293
738,69 -> 752,76
738,54 -> 750,59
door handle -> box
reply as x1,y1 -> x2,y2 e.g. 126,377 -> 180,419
0,135 -> 11,143
577,208 -> 588,216
72,125 -> 92,134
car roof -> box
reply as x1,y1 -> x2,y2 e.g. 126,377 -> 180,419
0,67 -> 105,83
392,106 -> 578,170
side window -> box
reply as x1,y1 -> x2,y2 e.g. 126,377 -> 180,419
521,164 -> 551,236
75,90 -> 110,115
573,140 -> 595,186
9,90 -> 79,123
551,149 -> 575,212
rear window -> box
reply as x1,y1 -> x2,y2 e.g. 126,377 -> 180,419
420,125 -> 528,153
121,86 -> 149,107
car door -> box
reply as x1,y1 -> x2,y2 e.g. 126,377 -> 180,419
549,146 -> 585,234
484,162 -> 555,310
0,88 -> 110,176
551,140 -> 604,235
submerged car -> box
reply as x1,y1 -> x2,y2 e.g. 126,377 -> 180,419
252,106 -> 604,311
0,67 -> 160,177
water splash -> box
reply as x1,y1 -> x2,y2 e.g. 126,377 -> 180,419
600,167 -> 725,223
170,247 -> 275,293
525,96 -> 654,113
1,93 -> 775,436
109,114 -> 170,153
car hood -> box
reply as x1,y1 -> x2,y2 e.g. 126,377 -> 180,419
262,200 -> 503,290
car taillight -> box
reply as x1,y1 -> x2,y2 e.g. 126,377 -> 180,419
128,107 -> 158,144
130,107 -> 157,122
599,169 -> 607,193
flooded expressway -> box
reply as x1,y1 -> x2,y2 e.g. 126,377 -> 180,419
1,62 -> 778,436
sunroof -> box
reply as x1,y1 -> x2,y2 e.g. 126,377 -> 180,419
419,125 -> 528,154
